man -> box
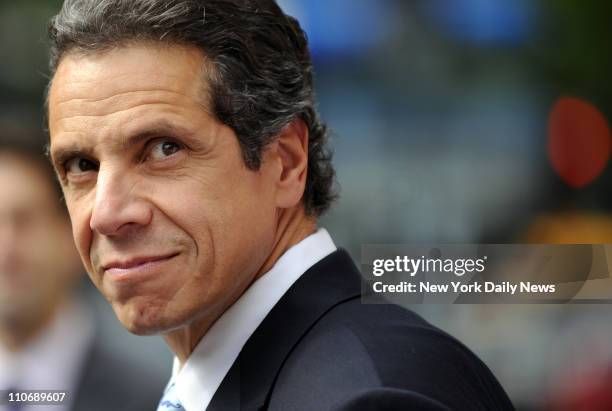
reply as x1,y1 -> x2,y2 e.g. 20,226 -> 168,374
46,0 -> 514,409
0,137 -> 165,411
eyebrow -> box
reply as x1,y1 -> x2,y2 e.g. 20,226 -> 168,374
49,120 -> 196,168
113,122 -> 191,152
48,140 -> 94,171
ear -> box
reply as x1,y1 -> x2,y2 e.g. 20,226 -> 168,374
273,118 -> 309,209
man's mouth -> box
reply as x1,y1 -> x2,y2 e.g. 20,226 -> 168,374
102,253 -> 179,278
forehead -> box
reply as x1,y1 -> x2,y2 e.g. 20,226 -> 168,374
51,41 -> 206,96
47,42 -> 214,161
47,42 -> 208,128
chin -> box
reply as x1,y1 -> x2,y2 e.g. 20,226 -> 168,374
113,299 -> 180,336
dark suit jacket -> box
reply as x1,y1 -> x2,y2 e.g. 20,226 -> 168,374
70,339 -> 166,411
208,249 -> 514,410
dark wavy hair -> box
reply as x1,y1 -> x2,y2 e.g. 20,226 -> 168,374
47,0 -> 336,216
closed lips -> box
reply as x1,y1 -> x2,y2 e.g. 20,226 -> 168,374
102,253 -> 179,272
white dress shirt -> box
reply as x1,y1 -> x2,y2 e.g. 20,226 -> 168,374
0,300 -> 94,411
169,228 -> 337,411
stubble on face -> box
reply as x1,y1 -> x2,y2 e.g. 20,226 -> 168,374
47,43 -> 280,341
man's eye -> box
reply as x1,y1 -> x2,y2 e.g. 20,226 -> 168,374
149,140 -> 182,160
65,157 -> 98,174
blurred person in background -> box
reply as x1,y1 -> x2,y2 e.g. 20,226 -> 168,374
0,136 -> 165,411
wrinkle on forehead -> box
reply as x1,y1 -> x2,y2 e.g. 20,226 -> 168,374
47,42 -> 222,163
48,42 -> 212,127
55,97 -> 200,125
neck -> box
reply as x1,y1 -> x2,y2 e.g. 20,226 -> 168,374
164,206 -> 317,366
254,207 -> 317,282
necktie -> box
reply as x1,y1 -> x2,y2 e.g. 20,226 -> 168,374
156,382 -> 185,411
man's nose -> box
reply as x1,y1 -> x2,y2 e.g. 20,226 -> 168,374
89,168 -> 152,236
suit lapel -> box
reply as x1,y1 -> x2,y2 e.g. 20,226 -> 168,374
207,249 -> 362,410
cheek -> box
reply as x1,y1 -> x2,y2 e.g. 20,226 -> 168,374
67,203 -> 94,273
34,225 -> 75,275
202,175 -> 276,270
161,172 -> 275,284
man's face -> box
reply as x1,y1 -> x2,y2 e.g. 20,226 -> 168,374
0,154 -> 79,323
48,44 -> 280,335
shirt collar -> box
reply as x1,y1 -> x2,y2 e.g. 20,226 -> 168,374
172,228 -> 336,411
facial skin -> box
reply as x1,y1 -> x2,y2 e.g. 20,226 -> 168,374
48,43 -> 314,362
0,153 -> 81,350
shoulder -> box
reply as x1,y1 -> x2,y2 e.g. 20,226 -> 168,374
269,299 -> 514,411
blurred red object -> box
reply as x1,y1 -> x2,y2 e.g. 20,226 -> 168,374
548,366 -> 612,411
548,96 -> 611,188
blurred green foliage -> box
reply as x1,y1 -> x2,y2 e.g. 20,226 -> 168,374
532,1 -> 612,109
